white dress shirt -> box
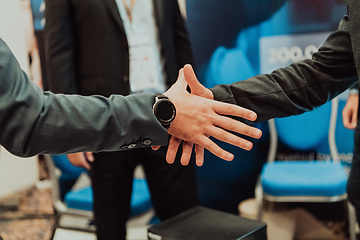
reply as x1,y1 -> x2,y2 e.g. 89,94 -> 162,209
115,0 -> 167,93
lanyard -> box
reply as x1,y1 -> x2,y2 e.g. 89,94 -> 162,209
122,0 -> 136,22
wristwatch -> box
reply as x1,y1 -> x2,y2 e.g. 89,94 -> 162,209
153,94 -> 176,129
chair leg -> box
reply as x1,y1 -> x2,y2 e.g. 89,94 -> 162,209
49,212 -> 61,240
255,183 -> 263,221
348,201 -> 357,240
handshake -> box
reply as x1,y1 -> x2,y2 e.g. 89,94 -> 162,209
154,64 -> 262,166
66,64 -> 262,170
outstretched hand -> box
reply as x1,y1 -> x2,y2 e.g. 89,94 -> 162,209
161,64 -> 262,166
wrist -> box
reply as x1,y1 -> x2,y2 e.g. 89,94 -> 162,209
153,94 -> 176,129
349,88 -> 359,96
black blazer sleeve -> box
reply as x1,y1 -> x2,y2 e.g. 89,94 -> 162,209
210,15 -> 358,123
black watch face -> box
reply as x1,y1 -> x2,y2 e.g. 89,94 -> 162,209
156,100 -> 175,122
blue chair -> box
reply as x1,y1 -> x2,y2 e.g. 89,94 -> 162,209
255,98 -> 356,240
44,154 -> 153,236
64,176 -> 152,216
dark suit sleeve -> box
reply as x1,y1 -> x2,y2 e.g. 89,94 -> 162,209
0,38 -> 168,157
350,83 -> 359,92
44,0 -> 77,94
210,15 -> 358,123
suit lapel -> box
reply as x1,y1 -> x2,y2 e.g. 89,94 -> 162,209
153,0 -> 164,31
346,0 -> 360,81
103,0 -> 126,35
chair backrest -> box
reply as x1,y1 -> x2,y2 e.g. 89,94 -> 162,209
44,154 -> 93,217
51,154 -> 86,179
44,154 -> 153,219
267,97 -> 340,163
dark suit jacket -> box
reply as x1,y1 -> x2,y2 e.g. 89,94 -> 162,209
0,38 -> 168,157
210,1 -> 359,122
44,0 -> 192,97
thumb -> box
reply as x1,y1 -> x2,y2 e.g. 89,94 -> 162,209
351,112 -> 358,129
85,152 -> 94,162
183,64 -> 213,99
173,68 -> 188,90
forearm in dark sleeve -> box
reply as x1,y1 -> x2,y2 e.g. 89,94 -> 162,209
211,15 -> 358,122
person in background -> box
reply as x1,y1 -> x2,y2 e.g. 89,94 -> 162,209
21,0 -> 42,88
45,1 -> 204,239
30,0 -> 48,90
342,84 -> 359,229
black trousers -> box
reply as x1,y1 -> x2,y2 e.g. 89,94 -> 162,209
90,146 -> 197,240
347,122 -> 360,223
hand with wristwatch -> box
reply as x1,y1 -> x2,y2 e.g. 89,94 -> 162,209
153,65 -> 262,167
153,93 -> 176,129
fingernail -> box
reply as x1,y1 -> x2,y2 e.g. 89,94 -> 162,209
249,113 -> 256,120
246,142 -> 252,149
255,129 -> 262,137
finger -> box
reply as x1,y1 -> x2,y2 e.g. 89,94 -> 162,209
82,153 -> 91,170
180,141 -> 194,166
351,112 -> 358,129
197,135 -> 234,161
85,152 -> 94,162
151,145 -> 161,151
83,162 -> 91,170
194,144 -> 205,166
342,115 -> 349,127
353,110 -> 358,123
342,111 -> 350,127
213,101 -> 258,122
184,64 -> 212,98
213,115 -> 262,139
210,126 -> 254,150
164,68 -> 188,98
174,68 -> 188,90
343,121 -> 351,129
166,136 -> 182,164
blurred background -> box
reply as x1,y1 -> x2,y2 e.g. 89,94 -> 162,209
0,0 -> 354,240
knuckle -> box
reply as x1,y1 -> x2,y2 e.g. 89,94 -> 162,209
228,119 -> 236,130
199,115 -> 210,125
225,104 -> 234,115
244,126 -> 250,135
218,149 -> 226,158
184,141 -> 193,147
207,140 -> 215,150
220,130 -> 228,140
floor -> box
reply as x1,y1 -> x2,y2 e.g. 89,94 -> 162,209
0,157 -> 353,240
0,186 -> 55,240
0,157 -> 151,240
0,184 -> 151,240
